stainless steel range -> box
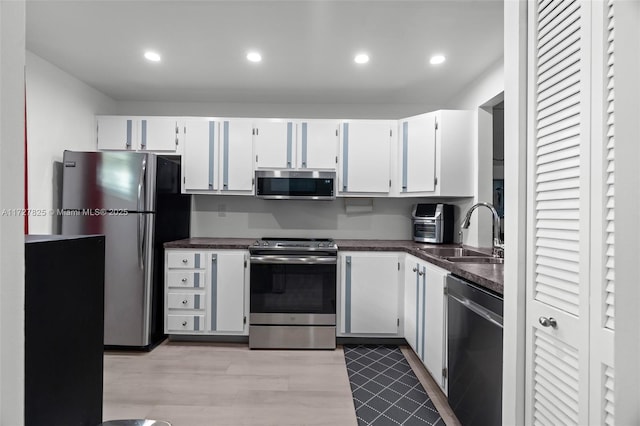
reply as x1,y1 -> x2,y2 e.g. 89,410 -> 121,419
249,238 -> 337,349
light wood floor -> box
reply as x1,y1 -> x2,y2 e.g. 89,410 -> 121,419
103,341 -> 459,426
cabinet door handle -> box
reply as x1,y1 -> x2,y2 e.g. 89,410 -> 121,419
538,317 -> 557,328
418,271 -> 424,276
412,267 -> 417,272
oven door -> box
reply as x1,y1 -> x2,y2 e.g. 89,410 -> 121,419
413,219 -> 440,243
249,254 -> 337,325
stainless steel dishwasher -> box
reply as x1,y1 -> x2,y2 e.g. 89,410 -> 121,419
446,274 -> 503,426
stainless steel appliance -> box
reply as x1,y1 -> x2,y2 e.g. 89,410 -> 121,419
255,170 -> 336,200
447,274 -> 503,425
412,203 -> 454,243
61,151 -> 190,349
249,238 -> 337,349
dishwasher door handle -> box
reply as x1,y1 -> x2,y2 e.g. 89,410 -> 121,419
449,291 -> 503,329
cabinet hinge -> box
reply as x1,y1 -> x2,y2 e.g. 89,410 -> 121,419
435,119 -> 439,130
442,367 -> 448,379
244,259 -> 247,268
175,126 -> 179,134
335,156 -> 338,164
184,126 -> 186,134
443,284 -> 448,295
398,262 -> 400,271
252,177 -> 255,186
183,177 -> 186,184
252,128 -> 255,136
397,318 -> 400,327
256,155 -> 258,163
434,176 -> 438,186
243,316 -> 247,325
389,179 -> 392,188
336,129 -> 339,136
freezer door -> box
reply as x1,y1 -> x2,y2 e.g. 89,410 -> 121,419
62,212 -> 155,347
62,151 -> 157,212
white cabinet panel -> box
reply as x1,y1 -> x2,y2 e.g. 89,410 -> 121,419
183,119 -> 217,191
166,271 -> 205,289
254,120 -> 294,169
139,118 -> 178,152
400,115 -> 436,192
221,119 -> 254,192
396,110 -> 473,197
299,120 -> 339,170
211,251 -> 246,332
97,116 -> 135,150
97,116 -> 179,152
340,120 -> 393,193
165,249 -> 248,336
404,255 -> 447,393
167,314 -> 205,332
340,252 -> 399,335
167,292 -> 205,310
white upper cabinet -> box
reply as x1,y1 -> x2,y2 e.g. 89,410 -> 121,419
220,118 -> 254,192
339,120 -> 394,194
254,119 -> 295,169
298,120 -> 340,170
398,110 -> 474,197
97,116 -> 180,152
400,114 -> 437,193
182,119 -> 218,192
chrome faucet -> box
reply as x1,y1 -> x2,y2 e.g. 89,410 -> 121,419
461,202 -> 504,258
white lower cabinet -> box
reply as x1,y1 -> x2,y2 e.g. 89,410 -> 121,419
404,255 -> 448,394
165,249 -> 249,336
339,252 -> 402,336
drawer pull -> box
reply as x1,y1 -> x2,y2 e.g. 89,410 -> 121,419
182,299 -> 189,305
182,259 -> 188,264
181,278 -> 187,283
412,267 -> 417,272
182,321 -> 187,326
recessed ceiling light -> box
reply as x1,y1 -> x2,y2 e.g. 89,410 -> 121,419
144,51 -> 161,62
354,53 -> 370,64
247,51 -> 262,63
429,54 -> 446,65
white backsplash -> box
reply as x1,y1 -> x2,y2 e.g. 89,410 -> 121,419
190,195 -> 469,240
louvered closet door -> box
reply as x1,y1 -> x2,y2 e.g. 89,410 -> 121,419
525,1 -> 592,425
590,1 -> 616,424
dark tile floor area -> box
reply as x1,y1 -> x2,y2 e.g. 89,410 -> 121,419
344,345 -> 444,426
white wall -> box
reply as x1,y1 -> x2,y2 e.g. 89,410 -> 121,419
0,1 -> 25,423
447,59 -> 504,247
191,195 -> 465,240
116,101 -> 441,120
25,52 -> 117,234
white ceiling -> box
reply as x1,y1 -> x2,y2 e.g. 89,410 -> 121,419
25,0 -> 504,105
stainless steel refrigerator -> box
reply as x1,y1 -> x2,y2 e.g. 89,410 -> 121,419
61,151 -> 190,349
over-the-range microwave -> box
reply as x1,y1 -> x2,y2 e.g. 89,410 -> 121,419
255,170 -> 336,200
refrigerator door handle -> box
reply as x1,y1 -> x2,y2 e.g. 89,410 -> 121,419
137,157 -> 147,212
138,214 -> 144,269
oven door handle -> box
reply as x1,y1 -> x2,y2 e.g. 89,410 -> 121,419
250,256 -> 337,265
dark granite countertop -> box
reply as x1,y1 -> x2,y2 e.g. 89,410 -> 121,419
164,237 -> 257,249
164,238 -> 503,295
335,240 -> 503,296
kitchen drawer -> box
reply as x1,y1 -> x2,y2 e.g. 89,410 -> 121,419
166,251 -> 205,269
167,314 -> 205,332
166,271 -> 204,289
167,292 -> 205,310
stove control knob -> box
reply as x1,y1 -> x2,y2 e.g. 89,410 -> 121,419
253,241 -> 259,246
262,241 -> 269,246
318,243 -> 325,248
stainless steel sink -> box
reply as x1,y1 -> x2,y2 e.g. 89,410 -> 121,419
417,247 -> 491,258
445,256 -> 504,264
